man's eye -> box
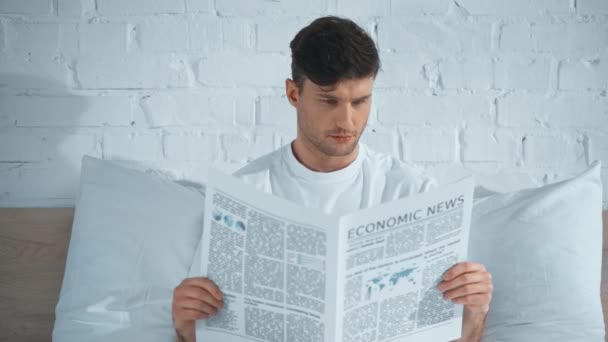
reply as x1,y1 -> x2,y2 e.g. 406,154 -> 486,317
322,100 -> 337,105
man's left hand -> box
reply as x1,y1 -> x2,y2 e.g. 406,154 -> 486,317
437,261 -> 493,315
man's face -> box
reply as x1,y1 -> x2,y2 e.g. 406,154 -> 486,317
286,76 -> 374,157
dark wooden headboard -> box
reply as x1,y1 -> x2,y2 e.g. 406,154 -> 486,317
1,208 -> 607,341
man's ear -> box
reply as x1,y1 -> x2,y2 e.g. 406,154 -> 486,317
285,79 -> 299,107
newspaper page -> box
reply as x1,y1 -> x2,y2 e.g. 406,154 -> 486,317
196,168 -> 342,342
335,175 -> 474,342
196,168 -> 474,342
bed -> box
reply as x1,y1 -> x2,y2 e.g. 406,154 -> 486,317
1,208 -> 607,341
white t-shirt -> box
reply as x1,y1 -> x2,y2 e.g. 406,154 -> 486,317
233,141 -> 438,216
188,141 -> 438,275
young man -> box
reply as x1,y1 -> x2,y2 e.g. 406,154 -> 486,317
172,16 -> 493,342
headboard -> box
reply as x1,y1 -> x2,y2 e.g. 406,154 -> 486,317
0,208 -> 73,341
1,208 -> 607,341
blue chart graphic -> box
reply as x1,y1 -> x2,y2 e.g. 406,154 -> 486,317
365,267 -> 417,300
212,208 -> 246,232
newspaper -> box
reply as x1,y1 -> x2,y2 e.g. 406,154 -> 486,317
195,167 -> 474,342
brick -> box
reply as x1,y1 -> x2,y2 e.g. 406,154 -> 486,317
258,95 -> 296,127
378,18 -> 491,54
220,129 -> 278,166
235,97 -> 256,126
197,53 -> 290,87
402,127 -> 457,162
4,22 -> 77,59
497,93 -> 608,128
588,131 -> 608,166
0,129 -> 97,164
80,22 -> 127,56
559,58 -> 608,90
59,23 -> 79,57
602,170 -> 608,210
185,0 -> 213,13
501,22 -> 608,53
221,18 -> 255,51
0,55 -> 68,89
374,53 -> 428,89
276,126 -> 297,145
77,55 -> 189,89
0,0 -> 51,14
454,0 -> 570,15
336,0 -> 390,17
440,57 -> 492,90
257,18 -> 307,52
494,56 -> 551,90
2,161 -> 83,204
249,130 -> 277,160
47,132 -> 100,164
0,97 -> 11,127
140,92 -> 243,127
10,95 -> 132,127
164,131 -> 218,161
216,0 -> 326,17
6,22 -> 60,56
191,17 -> 254,52
360,126 -> 396,156
97,0 -> 184,15
462,126 -> 520,163
0,22 -> 5,53
523,132 -> 586,168
377,94 -> 491,126
103,130 -> 163,160
578,0 -> 608,14
0,132 -> 47,161
137,17 -> 188,52
58,0 -> 82,16
221,132 -> 250,163
391,0 -> 450,15
188,15 -> 222,52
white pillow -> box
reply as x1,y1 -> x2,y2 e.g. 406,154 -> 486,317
53,156 -> 205,341
469,160 -> 605,341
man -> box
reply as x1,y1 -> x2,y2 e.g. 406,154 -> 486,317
172,16 -> 493,342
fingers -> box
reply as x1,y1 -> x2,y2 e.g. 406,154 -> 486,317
442,261 -> 487,281
450,293 -> 492,306
181,277 -> 224,301
437,270 -> 492,293
179,284 -> 224,309
440,282 -> 492,302
436,261 -> 493,311
173,277 -> 225,324
176,298 -> 220,317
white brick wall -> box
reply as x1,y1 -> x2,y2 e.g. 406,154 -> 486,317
0,0 -> 606,209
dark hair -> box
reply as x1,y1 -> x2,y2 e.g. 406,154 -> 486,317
289,16 -> 380,91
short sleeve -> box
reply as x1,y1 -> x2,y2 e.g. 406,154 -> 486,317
419,175 -> 439,193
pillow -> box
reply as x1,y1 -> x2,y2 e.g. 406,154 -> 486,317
53,155 -> 205,341
469,160 -> 605,341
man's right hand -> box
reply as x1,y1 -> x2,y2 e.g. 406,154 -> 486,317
172,277 -> 224,342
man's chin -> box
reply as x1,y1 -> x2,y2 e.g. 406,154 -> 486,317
320,139 -> 358,157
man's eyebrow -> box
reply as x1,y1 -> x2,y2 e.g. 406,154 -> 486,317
316,94 -> 372,102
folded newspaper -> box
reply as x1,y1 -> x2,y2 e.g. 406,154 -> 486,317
196,168 -> 475,342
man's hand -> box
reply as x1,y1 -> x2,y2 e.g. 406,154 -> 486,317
172,277 -> 224,342
438,261 -> 493,342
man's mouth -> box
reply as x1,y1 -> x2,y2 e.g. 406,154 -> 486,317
330,135 -> 353,142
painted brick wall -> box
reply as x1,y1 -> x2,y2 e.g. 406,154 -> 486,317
0,0 -> 606,208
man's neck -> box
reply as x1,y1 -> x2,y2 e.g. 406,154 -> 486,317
291,138 -> 359,173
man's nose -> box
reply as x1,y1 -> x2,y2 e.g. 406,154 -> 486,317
335,104 -> 355,129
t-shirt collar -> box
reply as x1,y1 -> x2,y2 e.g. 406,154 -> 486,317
283,140 -> 365,183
